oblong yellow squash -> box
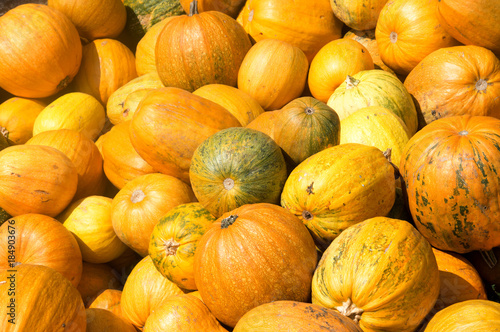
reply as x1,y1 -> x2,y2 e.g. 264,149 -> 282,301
0,97 -> 46,145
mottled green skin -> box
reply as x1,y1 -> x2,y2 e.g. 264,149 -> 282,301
189,127 -> 288,218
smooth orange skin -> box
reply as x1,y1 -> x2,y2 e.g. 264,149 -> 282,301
86,308 -> 136,332
89,289 -> 123,318
0,97 -> 47,145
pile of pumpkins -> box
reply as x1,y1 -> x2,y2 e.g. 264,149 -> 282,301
0,0 -> 499,331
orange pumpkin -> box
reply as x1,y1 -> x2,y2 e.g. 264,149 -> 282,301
135,18 -> 174,76
0,97 -> 46,145
86,308 -> 137,332
330,0 -> 389,30
89,289 -> 124,318
0,213 -> 82,288
245,110 -> 279,140
0,4 -> 82,98
77,262 -> 123,307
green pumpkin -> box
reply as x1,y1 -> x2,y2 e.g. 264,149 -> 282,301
189,127 -> 288,218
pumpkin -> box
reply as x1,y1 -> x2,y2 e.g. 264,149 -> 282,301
48,0 -> 127,41
77,262 -> 123,307
327,69 -> 418,135
375,0 -> 460,76
280,143 -> 396,250
86,308 -> 137,332
194,203 -> 318,327
0,145 -> 78,217
155,2 -> 252,92
89,289 -> 124,318
272,96 -> 341,165
403,45 -> 500,125
180,0 -> 244,18
129,87 -> 240,182
0,97 -> 46,145
101,121 -> 156,189
339,106 -> 411,167
431,248 -> 487,314
192,84 -> 265,126
189,127 -> 288,218
0,264 -> 86,331
237,0 -> 343,62
399,115 -> 500,253
121,255 -> 184,329
0,213 -> 82,287
245,110 -> 279,140
143,294 -> 228,331
0,4 -> 82,98
308,38 -> 374,103
424,299 -> 500,331
111,172 -> 196,257
149,202 -> 215,290
233,301 -> 363,332
135,18 -> 173,76
436,0 -> 500,56
73,38 -> 137,105
26,129 -> 106,201
312,217 -> 440,331
329,0 -> 389,30
106,72 -> 164,125
237,38 -> 309,111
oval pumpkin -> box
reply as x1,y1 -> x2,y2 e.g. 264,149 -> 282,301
135,18 -> 173,77
0,97 -> 46,145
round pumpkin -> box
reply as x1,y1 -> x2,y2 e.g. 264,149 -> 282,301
0,213 -> 82,288
404,45 -> 500,125
77,262 -> 123,307
111,172 -> 196,257
312,216 -> 440,331
273,96 -> 341,165
237,0 -> 343,62
143,294 -> 228,331
155,3 -> 252,92
0,264 -> 86,331
424,299 -> 500,332
281,143 -> 396,250
330,0 -> 389,30
399,115 -> 500,253
121,255 -> 184,329
135,18 -> 174,77
0,145 -> 78,217
89,289 -> 123,318
149,202 -> 215,290
327,69 -> 418,135
86,308 -> 137,332
129,87 -> 240,183
194,203 -> 318,327
233,301 -> 363,332
48,0 -> 127,41
0,4 -> 82,98
308,38 -> 374,103
26,129 -> 106,201
0,97 -> 46,145
189,127 -> 288,218
237,38 -> 309,111
375,0 -> 460,76
73,38 -> 138,105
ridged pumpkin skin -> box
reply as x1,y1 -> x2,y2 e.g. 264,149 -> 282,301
424,299 -> 500,332
0,213 -> 83,288
194,203 -> 318,327
436,0 -> 500,56
143,294 -> 228,331
273,96 -> 341,165
189,127 -> 288,218
155,7 -> 252,92
327,69 -> 418,135
129,87 -> 240,183
280,143 -> 396,250
0,264 -> 87,332
237,0 -> 343,62
308,38 -> 374,103
375,0 -> 460,76
399,115 -> 500,253
237,38 -> 309,111
149,202 -> 216,290
404,45 -> 500,125
312,217 -> 440,332
0,4 -> 82,98
86,308 -> 137,332
0,97 -> 46,145
330,0 -> 389,30
233,301 -> 363,332
0,145 -> 78,217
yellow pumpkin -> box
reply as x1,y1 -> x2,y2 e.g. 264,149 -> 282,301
0,97 -> 46,145
135,17 -> 173,76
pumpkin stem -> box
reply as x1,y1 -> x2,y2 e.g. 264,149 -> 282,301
345,75 -> 360,89
475,79 -> 488,92
480,249 -> 498,269
221,215 -> 238,229
336,298 -> 363,324
131,189 -> 146,203
189,0 -> 199,16
305,107 -> 315,115
164,238 -> 181,256
389,31 -> 398,43
223,178 -> 235,190
0,126 -> 9,140
302,210 -> 314,220
57,75 -> 71,90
